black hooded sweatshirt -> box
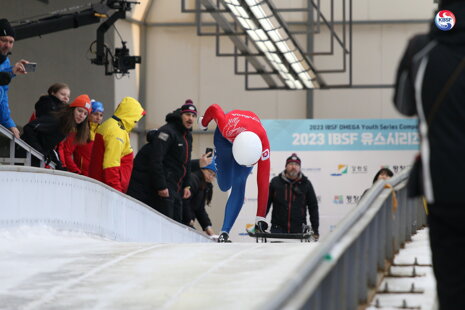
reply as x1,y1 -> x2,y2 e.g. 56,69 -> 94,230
35,95 -> 65,118
394,2 -> 465,203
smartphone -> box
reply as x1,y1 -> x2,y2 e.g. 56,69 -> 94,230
24,63 -> 37,73
205,147 -> 213,157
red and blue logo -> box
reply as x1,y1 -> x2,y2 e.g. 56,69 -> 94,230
435,10 -> 456,31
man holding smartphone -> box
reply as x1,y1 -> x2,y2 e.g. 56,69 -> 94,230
0,18 -> 30,138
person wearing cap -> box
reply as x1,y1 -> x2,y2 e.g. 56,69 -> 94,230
20,94 -> 91,168
89,97 -> 145,193
198,104 -> 271,242
182,153 -> 217,236
0,18 -> 30,138
266,153 -> 320,240
145,99 -> 197,223
59,99 -> 104,176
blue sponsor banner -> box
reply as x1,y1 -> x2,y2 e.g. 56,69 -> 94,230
262,119 -> 419,151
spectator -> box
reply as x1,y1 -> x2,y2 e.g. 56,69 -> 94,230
266,153 -> 319,240
183,155 -> 217,236
372,167 -> 394,183
198,104 -> 270,242
31,83 -> 71,121
89,97 -> 145,193
144,100 -> 196,223
0,18 -> 29,138
393,1 -> 465,308
361,167 -> 394,199
127,129 -> 159,209
20,94 -> 91,168
59,99 -> 104,175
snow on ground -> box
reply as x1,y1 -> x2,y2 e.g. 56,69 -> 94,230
366,228 -> 437,310
0,226 -> 318,310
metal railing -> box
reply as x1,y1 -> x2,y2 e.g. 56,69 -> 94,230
265,168 -> 426,310
0,123 -> 55,168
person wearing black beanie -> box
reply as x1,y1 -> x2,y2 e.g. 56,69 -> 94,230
139,99 -> 197,224
266,153 -> 319,240
394,1 -> 465,309
0,18 -> 29,138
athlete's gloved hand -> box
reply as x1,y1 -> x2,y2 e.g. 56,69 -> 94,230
255,220 -> 268,233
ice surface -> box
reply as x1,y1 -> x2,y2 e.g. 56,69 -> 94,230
0,225 -> 318,310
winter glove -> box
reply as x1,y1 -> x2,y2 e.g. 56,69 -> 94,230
255,220 -> 269,233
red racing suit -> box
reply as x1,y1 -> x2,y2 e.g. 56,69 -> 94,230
201,104 -> 270,218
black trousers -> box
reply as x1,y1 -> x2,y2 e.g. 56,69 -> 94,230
428,202 -> 465,310
154,190 -> 183,224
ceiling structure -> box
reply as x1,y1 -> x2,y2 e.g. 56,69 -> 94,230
180,0 -> 357,90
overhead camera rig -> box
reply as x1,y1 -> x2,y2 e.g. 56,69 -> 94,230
13,0 -> 141,76
91,0 -> 142,75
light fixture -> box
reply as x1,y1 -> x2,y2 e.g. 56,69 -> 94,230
223,0 -> 320,89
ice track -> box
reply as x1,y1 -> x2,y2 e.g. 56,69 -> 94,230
0,226 -> 317,310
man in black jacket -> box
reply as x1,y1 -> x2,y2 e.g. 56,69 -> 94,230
393,1 -> 465,308
145,100 -> 196,223
266,153 -> 319,240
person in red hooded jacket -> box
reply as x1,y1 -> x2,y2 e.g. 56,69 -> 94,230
59,100 -> 104,176
198,104 -> 270,242
88,97 -> 145,192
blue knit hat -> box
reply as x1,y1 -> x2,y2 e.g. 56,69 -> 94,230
91,100 -> 104,113
202,156 -> 217,174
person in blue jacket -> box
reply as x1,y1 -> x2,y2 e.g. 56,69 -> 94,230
0,18 -> 28,138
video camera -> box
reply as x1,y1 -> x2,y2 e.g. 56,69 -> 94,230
113,41 -> 141,75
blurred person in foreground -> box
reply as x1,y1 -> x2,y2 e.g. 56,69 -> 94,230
393,1 -> 465,308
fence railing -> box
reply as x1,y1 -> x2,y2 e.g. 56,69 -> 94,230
0,123 -> 55,168
265,168 -> 426,310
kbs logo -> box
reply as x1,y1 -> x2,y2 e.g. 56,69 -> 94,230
435,10 -> 456,31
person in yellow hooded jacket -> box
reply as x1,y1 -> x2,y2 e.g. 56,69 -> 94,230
89,97 -> 145,192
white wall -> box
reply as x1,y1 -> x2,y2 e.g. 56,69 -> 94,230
0,166 -> 211,243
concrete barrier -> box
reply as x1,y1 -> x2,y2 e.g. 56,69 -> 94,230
0,166 -> 212,243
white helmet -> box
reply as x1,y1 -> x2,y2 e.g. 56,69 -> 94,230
232,131 -> 262,167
